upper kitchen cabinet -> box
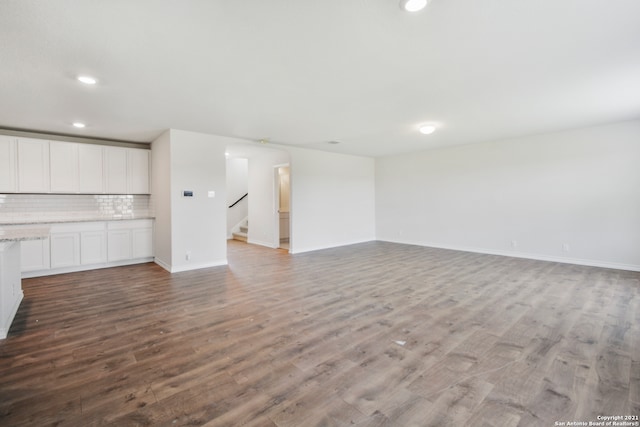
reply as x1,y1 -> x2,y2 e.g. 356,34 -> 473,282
0,135 -> 150,195
50,141 -> 79,193
105,146 -> 150,194
78,144 -> 149,194
78,144 -> 105,193
17,138 -> 50,193
128,149 -> 150,194
0,136 -> 17,192
105,146 -> 128,194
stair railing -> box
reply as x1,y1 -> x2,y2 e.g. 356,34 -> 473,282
228,193 -> 248,208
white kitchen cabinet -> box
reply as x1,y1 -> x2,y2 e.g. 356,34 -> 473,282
132,227 -> 153,258
50,141 -> 79,193
18,220 -> 153,277
20,238 -> 51,272
105,146 -> 128,194
106,146 -> 150,194
128,149 -> 150,194
107,229 -> 132,262
81,230 -> 107,265
50,232 -> 81,268
78,144 -> 105,194
108,220 -> 153,262
4,137 -> 149,195
17,138 -> 50,193
0,136 -> 17,192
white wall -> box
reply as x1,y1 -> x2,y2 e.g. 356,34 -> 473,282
375,120 -> 640,270
226,157 -> 248,237
153,131 -> 377,270
151,130 -> 171,268
284,146 -> 376,253
152,129 -> 229,272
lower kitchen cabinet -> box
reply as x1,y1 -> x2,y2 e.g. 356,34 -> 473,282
81,230 -> 107,265
132,227 -> 154,258
50,232 -> 81,268
107,229 -> 132,262
107,220 -> 153,262
19,219 -> 153,278
20,238 -> 50,272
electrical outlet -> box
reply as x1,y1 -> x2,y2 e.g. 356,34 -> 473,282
186,251 -> 191,261
511,240 -> 518,249
562,243 -> 570,252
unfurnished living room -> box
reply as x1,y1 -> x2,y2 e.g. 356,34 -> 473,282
0,1 -> 639,426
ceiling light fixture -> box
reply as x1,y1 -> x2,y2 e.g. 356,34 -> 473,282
77,75 -> 97,85
419,125 -> 436,135
400,0 -> 428,12
72,122 -> 86,128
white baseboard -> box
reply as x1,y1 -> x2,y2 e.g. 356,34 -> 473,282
154,257 -> 171,272
168,259 -> 228,273
378,238 -> 640,272
290,238 -> 376,255
248,238 -> 278,249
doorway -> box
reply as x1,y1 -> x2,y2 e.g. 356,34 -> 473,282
275,165 -> 290,250
225,144 -> 290,251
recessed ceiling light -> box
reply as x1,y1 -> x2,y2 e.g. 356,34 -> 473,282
77,75 -> 97,85
419,125 -> 436,135
72,122 -> 86,128
400,0 -> 428,12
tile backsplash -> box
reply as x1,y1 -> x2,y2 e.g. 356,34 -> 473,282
0,194 -> 153,224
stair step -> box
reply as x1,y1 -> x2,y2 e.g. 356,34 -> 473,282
232,231 -> 247,242
240,225 -> 248,233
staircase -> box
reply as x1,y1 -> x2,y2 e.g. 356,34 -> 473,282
232,222 -> 248,242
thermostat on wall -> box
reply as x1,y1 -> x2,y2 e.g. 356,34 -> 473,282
183,190 -> 194,197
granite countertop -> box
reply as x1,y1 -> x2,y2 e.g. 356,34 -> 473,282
0,226 -> 51,242
0,217 -> 155,226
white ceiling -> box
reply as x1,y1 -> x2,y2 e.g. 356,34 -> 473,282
1,0 -> 639,157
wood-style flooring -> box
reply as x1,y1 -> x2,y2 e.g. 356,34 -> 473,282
1,241 -> 639,426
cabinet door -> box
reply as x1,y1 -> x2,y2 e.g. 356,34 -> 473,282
81,231 -> 107,265
20,238 -> 51,272
17,138 -> 50,193
78,144 -> 104,193
128,149 -> 150,194
0,136 -> 17,192
132,227 -> 153,258
50,141 -> 79,193
105,146 -> 128,194
50,233 -> 81,268
107,229 -> 131,261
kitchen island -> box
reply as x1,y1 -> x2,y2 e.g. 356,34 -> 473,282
0,226 -> 50,339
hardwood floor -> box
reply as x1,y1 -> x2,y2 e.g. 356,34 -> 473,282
1,241 -> 638,426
